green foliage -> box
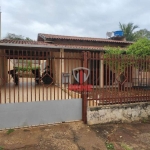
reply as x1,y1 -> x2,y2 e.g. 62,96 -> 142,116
7,129 -> 14,135
119,22 -> 139,41
127,38 -> 150,56
4,33 -> 33,41
25,37 -> 33,41
0,146 -> 3,150
105,142 -> 115,150
104,47 -> 130,75
121,143 -> 133,150
15,66 -> 40,72
134,29 -> 150,41
105,38 -> 150,73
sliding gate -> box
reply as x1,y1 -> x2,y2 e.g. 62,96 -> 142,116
0,49 -> 83,129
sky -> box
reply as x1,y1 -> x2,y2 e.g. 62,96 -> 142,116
1,0 -> 150,40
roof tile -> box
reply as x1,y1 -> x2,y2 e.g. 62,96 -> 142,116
38,33 -> 133,44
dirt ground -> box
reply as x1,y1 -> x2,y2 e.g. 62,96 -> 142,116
0,120 -> 150,150
91,119 -> 150,150
0,122 -> 106,150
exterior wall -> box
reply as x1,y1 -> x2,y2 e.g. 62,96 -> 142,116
52,51 -> 105,87
64,52 -> 82,84
132,67 -> 150,85
47,39 -> 130,48
52,51 -> 62,86
87,102 -> 150,125
52,51 -> 82,86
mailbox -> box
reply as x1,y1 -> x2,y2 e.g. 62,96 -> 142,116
62,73 -> 70,84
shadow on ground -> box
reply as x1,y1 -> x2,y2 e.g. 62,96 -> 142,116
91,118 -> 150,150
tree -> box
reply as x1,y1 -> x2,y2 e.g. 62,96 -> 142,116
104,38 -> 150,90
119,22 -> 139,41
4,33 -> 33,41
134,29 -> 150,41
127,38 -> 150,56
127,38 -> 150,71
104,47 -> 129,90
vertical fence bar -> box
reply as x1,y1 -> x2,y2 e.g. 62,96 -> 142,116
60,50 -> 62,100
31,50 -> 33,102
92,52 -> 94,106
98,52 -> 101,105
42,51 -> 44,101
49,50 -> 52,100
38,50 -> 41,101
145,56 -> 147,101
126,56 -> 129,103
17,50 -> 19,103
112,54 -> 114,104
44,51 -> 47,100
13,50 -> 15,103
95,53 -> 98,106
53,52 -> 56,100
8,49 -> 11,103
22,50 -> 24,102
82,51 -> 87,123
34,50 -> 36,101
26,50 -> 28,103
56,52 -> 59,100
67,52 -> 69,99
101,53 -> 104,105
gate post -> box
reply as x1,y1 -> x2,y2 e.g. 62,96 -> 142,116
82,51 -> 88,124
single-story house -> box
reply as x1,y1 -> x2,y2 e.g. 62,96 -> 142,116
0,33 -> 134,87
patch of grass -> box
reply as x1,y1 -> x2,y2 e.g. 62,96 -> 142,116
141,118 -> 149,123
105,142 -> 115,150
0,146 -> 4,150
7,129 -> 14,135
121,143 -> 133,150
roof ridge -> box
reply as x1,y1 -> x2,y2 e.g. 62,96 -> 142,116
38,33 -> 133,44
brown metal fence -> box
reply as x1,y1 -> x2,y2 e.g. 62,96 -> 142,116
0,49 -> 150,107
86,52 -> 150,106
0,49 -> 82,104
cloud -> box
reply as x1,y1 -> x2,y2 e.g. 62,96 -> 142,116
1,0 -> 150,40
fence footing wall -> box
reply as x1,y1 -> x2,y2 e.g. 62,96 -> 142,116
0,99 -> 82,130
87,102 -> 150,125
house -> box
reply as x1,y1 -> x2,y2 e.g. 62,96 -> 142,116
0,33 -> 149,126
37,33 -> 133,86
0,33 -> 133,87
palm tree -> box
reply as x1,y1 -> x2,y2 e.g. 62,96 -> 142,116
119,22 -> 139,41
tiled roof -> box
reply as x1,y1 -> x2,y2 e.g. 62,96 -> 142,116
0,39 -> 50,45
0,39 -> 127,51
0,39 -> 106,51
38,33 -> 133,44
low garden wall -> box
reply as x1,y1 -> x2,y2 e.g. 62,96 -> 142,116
87,102 -> 150,125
